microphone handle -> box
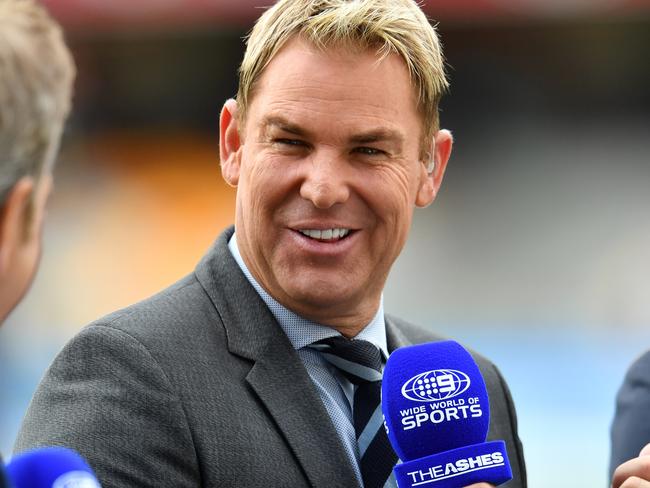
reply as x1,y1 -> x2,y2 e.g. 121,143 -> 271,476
394,440 -> 512,488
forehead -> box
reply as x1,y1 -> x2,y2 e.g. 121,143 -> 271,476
244,37 -> 422,136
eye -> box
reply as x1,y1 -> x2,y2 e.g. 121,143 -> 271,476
274,138 -> 305,147
354,146 -> 385,156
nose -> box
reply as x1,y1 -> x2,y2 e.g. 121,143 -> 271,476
299,152 -> 350,209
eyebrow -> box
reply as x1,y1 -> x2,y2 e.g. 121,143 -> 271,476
349,129 -> 403,146
262,116 -> 310,137
262,115 -> 404,149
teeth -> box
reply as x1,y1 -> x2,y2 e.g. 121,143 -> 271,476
300,228 -> 350,240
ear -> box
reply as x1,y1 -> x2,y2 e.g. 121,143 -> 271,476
30,173 -> 52,237
0,177 -> 36,275
415,129 -> 453,208
219,98 -> 243,187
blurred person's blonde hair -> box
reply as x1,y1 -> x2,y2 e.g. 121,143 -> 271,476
0,0 -> 75,207
237,0 -> 449,151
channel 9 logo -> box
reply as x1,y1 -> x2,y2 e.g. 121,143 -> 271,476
401,369 -> 471,402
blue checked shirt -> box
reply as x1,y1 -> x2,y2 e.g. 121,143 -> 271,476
228,234 -> 389,487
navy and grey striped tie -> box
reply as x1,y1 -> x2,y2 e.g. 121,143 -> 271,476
311,336 -> 397,488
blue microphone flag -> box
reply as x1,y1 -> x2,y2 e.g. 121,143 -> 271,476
382,340 -> 512,487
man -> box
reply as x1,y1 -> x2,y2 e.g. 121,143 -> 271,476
0,0 -> 75,485
0,0 -> 75,325
612,444 -> 650,488
15,1 -> 526,487
610,352 -> 650,488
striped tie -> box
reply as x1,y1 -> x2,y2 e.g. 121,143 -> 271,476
311,336 -> 397,488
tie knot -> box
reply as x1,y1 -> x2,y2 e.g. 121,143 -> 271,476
310,336 -> 383,384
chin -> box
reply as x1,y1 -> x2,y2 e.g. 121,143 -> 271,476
284,281 -> 364,312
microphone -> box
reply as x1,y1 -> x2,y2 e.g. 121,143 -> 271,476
6,447 -> 101,488
382,340 -> 512,488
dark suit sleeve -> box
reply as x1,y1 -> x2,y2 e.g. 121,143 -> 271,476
489,363 -> 527,488
0,456 -> 8,488
610,351 -> 650,480
14,324 -> 200,488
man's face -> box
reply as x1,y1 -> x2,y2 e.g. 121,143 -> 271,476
220,37 -> 451,334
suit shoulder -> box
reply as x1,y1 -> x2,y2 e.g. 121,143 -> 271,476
385,314 -> 445,344
625,350 -> 650,383
84,272 -> 222,350
386,315 -> 494,364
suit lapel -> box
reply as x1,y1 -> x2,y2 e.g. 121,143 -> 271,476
246,349 -> 359,488
385,315 -> 445,354
385,315 -> 411,352
195,228 -> 359,488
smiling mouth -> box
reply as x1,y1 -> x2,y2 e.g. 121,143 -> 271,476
298,228 -> 352,241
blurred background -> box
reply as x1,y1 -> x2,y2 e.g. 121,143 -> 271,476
1,0 -> 650,485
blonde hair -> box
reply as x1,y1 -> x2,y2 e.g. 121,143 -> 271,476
0,0 -> 75,205
237,0 -> 449,145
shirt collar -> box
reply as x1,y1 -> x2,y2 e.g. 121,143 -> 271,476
228,232 -> 388,359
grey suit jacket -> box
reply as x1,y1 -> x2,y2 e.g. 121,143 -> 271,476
610,350 -> 650,479
15,227 -> 526,487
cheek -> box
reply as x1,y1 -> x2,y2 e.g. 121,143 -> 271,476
242,144 -> 288,183
369,164 -> 420,221
238,151 -> 293,223
373,168 -> 419,259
